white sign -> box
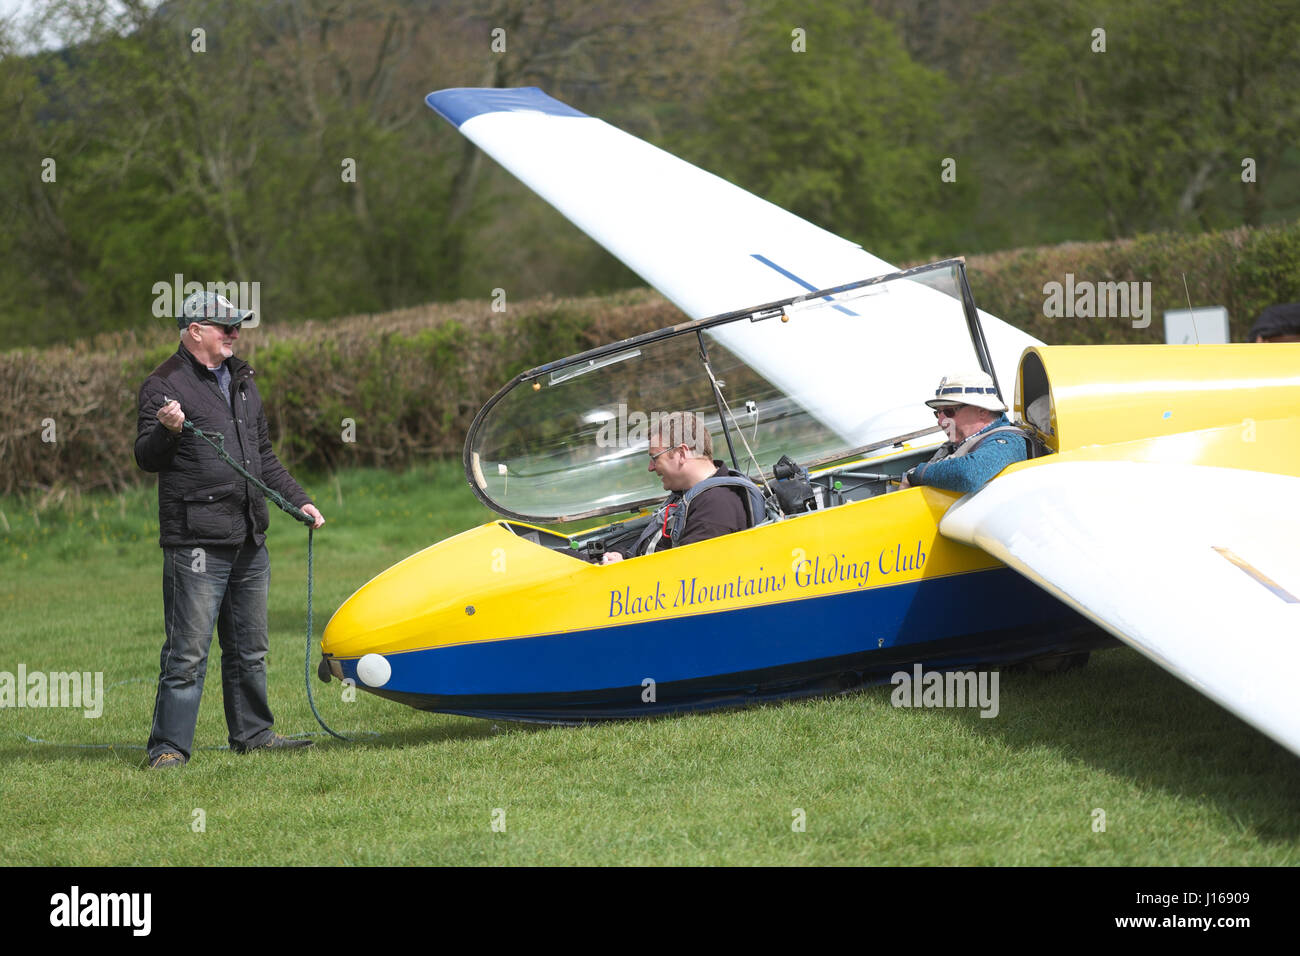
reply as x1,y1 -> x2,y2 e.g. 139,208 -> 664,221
1164,306 -> 1228,344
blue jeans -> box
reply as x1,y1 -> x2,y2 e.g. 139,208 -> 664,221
147,540 -> 276,761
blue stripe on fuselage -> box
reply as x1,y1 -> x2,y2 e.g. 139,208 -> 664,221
342,567 -> 1069,697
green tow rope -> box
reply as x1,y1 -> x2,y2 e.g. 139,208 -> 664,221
180,418 -> 351,741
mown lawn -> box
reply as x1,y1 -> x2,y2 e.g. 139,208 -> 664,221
2,462 -> 1297,865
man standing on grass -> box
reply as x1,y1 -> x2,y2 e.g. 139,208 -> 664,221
134,291 -> 324,770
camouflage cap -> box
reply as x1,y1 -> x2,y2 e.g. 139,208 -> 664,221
178,291 -> 255,329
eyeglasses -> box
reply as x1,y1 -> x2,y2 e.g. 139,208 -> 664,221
932,404 -> 963,418
199,320 -> 241,331
648,444 -> 683,462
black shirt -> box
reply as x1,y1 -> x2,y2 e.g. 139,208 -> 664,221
673,462 -> 750,547
628,461 -> 750,556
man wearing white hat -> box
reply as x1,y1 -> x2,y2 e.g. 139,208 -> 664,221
899,371 -> 1030,494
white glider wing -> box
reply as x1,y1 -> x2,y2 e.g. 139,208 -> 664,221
941,460 -> 1300,756
428,87 -> 895,317
426,87 -> 1040,449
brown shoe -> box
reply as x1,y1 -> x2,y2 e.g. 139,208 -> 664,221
149,751 -> 185,769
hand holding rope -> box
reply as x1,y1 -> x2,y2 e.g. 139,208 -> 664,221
162,398 -> 351,741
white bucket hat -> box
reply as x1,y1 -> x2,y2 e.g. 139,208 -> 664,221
924,371 -> 1006,412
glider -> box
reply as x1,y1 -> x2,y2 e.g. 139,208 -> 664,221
319,88 -> 1300,757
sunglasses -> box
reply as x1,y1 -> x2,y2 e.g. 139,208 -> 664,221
932,404 -> 963,418
198,320 -> 241,331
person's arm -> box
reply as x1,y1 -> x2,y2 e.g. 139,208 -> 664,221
911,434 -> 1026,494
253,397 -> 323,527
134,378 -> 182,473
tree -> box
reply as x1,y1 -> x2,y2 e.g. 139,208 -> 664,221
0,0 -> 472,344
670,0 -> 969,264
979,0 -> 1300,238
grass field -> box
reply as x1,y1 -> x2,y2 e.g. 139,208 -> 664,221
2,462 -> 1298,865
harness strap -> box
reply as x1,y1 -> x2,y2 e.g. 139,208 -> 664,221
669,472 -> 768,547
631,497 -> 678,556
949,424 -> 1036,459
631,472 -> 770,556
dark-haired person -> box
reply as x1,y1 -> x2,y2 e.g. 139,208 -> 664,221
135,291 -> 324,769
1247,303 -> 1300,343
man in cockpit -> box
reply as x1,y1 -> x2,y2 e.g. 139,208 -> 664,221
601,412 -> 758,563
898,371 -> 1029,494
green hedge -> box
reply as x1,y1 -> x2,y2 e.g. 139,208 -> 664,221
0,292 -> 677,497
966,221 -> 1300,343
3,220 -> 1297,497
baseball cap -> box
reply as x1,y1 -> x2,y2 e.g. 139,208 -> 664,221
179,291 -> 255,329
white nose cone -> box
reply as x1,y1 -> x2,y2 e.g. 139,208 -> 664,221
356,653 -> 392,688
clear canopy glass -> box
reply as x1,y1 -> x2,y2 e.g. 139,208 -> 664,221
466,260 -> 987,522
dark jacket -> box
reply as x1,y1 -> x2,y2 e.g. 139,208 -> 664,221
625,462 -> 751,557
671,463 -> 751,548
135,346 -> 311,548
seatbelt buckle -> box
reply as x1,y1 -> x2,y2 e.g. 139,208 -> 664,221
661,502 -> 679,538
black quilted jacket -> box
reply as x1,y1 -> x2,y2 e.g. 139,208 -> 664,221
134,346 -> 312,548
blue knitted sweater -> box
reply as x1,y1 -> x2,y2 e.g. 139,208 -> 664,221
911,414 -> 1028,494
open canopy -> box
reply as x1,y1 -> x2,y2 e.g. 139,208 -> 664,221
466,259 -> 997,523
